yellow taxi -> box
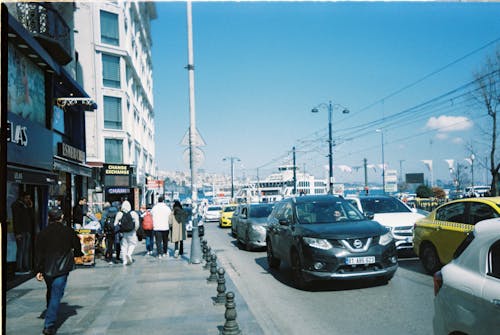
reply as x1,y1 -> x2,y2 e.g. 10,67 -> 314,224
413,196 -> 500,274
219,204 -> 238,228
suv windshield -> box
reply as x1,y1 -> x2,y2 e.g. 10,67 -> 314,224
249,204 -> 273,218
223,206 -> 237,212
360,197 -> 411,214
295,199 -> 364,224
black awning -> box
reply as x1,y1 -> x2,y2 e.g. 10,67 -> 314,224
54,156 -> 92,177
7,165 -> 58,186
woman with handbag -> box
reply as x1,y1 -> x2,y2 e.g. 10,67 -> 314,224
169,200 -> 187,258
35,208 -> 83,335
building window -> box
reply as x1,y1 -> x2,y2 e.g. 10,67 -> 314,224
105,138 -> 123,163
100,10 -> 119,46
103,96 -> 122,129
102,54 -> 120,88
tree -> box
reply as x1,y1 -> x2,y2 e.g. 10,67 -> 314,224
416,184 -> 433,198
432,187 -> 446,199
472,48 -> 500,195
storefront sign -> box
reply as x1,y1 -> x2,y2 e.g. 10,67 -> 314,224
6,121 -> 28,146
58,142 -> 85,163
104,164 -> 130,175
108,187 -> 130,194
7,112 -> 52,171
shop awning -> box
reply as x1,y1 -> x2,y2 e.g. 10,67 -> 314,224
7,165 -> 58,186
54,156 -> 92,177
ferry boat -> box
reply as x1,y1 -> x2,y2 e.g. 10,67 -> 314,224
235,165 -> 331,203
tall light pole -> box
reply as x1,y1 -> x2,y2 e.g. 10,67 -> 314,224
223,156 -> 240,199
376,129 -> 385,194
470,153 -> 475,189
311,101 -> 349,194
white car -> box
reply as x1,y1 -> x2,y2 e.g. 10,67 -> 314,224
346,195 -> 426,251
433,218 -> 500,335
203,205 -> 222,222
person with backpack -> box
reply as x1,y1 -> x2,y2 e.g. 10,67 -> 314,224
141,205 -> 154,255
101,202 -> 118,264
113,200 -> 139,266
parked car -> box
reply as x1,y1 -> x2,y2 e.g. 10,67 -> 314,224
184,204 -> 204,237
346,195 -> 426,251
235,203 -> 274,250
413,197 -> 500,274
433,218 -> 500,335
219,204 -> 237,228
464,185 -> 491,198
230,205 -> 243,237
266,195 -> 398,289
203,205 -> 222,222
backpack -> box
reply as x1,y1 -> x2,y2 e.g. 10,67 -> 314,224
142,211 -> 153,230
119,211 -> 135,232
103,214 -> 116,235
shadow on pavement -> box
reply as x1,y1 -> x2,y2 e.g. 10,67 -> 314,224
253,256 -> 389,292
55,303 -> 83,329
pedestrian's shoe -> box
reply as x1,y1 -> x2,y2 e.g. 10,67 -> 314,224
127,255 -> 133,265
174,250 -> 179,258
42,327 -> 56,334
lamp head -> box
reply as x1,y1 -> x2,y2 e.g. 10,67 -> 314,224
342,109 -> 350,114
311,108 -> 319,113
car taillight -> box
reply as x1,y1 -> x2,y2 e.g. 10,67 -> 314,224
433,270 -> 443,296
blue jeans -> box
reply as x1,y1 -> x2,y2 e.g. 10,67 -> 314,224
44,274 -> 68,329
144,230 -> 154,252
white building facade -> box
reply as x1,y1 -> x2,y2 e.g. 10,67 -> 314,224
74,1 -> 157,209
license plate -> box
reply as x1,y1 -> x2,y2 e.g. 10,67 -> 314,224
346,256 -> 376,265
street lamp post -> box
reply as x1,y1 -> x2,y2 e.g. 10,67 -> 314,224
376,129 -> 385,194
311,101 -> 349,194
470,153 -> 475,189
223,156 -> 240,199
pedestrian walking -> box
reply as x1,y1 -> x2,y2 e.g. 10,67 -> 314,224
151,196 -> 171,258
11,191 -> 34,274
35,208 -> 83,335
170,200 -> 187,258
101,202 -> 119,264
141,205 -> 155,255
113,200 -> 140,266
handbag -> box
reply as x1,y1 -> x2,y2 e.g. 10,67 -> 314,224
44,249 -> 75,277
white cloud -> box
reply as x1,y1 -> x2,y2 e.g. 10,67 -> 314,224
435,133 -> 448,140
426,115 -> 473,132
452,137 -> 464,144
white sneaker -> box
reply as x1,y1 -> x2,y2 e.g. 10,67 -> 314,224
174,250 -> 179,258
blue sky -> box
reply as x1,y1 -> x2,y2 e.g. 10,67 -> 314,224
151,1 -> 500,185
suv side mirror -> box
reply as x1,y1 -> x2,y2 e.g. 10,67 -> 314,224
364,211 -> 375,220
278,218 -> 290,226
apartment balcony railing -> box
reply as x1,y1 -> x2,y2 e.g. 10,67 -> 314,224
16,2 -> 72,65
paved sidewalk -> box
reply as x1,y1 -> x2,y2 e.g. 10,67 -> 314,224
6,238 -> 264,335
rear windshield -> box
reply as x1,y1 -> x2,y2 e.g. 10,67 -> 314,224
360,197 -> 411,214
208,206 -> 222,211
453,232 -> 475,259
296,200 -> 364,224
223,206 -> 237,212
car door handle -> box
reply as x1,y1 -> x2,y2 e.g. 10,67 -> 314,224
492,299 -> 500,307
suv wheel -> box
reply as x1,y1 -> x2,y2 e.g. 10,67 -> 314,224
291,250 -> 307,290
420,243 -> 442,274
266,239 -> 280,269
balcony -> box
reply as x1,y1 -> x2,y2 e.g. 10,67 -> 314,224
15,2 -> 72,65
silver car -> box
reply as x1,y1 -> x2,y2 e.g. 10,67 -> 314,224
433,218 -> 500,335
236,203 -> 274,251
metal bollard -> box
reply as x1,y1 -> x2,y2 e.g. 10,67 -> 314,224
203,246 -> 212,269
207,254 -> 218,282
189,224 -> 202,264
220,292 -> 242,335
214,267 -> 227,305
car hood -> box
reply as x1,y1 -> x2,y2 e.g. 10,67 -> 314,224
296,220 -> 387,239
372,212 -> 426,228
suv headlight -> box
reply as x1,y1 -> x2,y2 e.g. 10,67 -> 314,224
303,237 -> 332,250
379,232 -> 393,246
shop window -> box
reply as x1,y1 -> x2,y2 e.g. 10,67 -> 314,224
102,54 -> 120,88
105,138 -> 123,163
103,96 -> 122,129
100,10 -> 119,46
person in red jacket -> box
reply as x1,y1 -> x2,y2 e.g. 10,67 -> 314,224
35,208 -> 83,335
141,205 -> 154,255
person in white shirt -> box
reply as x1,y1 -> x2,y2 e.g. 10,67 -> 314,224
151,196 -> 172,258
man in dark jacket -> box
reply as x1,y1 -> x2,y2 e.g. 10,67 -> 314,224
11,192 -> 34,273
35,208 -> 83,335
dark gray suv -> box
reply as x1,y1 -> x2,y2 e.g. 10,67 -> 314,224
266,195 -> 398,289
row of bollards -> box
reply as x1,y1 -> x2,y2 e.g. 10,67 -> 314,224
199,236 -> 242,335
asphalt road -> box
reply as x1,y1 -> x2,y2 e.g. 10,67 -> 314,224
203,221 -> 435,335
